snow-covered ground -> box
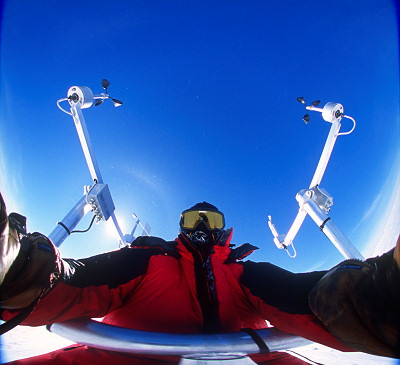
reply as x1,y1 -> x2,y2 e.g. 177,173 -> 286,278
0,325 -> 73,363
0,325 -> 397,364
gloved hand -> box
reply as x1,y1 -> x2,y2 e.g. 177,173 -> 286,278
309,240 -> 400,358
130,236 -> 179,257
0,193 -> 21,286
0,192 -> 62,310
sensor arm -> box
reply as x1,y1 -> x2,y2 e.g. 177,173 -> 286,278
70,102 -> 103,184
296,190 -> 363,259
48,195 -> 91,247
277,112 -> 342,250
309,115 -> 342,189
51,84 -> 127,247
268,100 -> 363,260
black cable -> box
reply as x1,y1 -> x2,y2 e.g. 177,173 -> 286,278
240,328 -> 270,353
320,217 -> 331,231
71,215 -> 97,234
57,221 -> 71,235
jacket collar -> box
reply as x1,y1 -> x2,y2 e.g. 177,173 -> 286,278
176,228 -> 233,263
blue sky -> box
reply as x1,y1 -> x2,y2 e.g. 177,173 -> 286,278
1,1 -> 400,363
0,0 -> 399,276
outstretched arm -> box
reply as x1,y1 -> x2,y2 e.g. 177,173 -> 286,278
0,192 -> 171,327
241,261 -> 326,314
1,246 -> 166,326
240,261 -> 349,351
241,237 -> 400,359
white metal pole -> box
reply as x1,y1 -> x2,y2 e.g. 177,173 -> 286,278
111,212 -> 126,245
48,195 -> 91,247
71,104 -> 103,183
69,96 -> 126,245
282,208 -> 308,248
309,120 -> 341,189
296,190 -> 364,260
70,104 -> 104,184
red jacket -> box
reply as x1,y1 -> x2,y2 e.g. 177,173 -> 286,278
2,230 -> 349,364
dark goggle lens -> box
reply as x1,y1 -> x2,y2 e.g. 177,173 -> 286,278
180,210 -> 225,231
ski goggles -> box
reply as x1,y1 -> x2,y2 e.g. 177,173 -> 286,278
180,209 -> 225,231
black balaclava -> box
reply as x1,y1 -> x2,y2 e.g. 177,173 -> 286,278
180,202 -> 225,332
179,202 -> 225,254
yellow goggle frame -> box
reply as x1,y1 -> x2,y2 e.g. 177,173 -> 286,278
180,210 -> 225,231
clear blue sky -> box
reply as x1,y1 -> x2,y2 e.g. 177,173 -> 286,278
0,0 -> 399,275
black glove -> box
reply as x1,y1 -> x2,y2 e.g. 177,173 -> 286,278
309,248 -> 400,358
0,194 -> 22,286
0,192 -> 62,310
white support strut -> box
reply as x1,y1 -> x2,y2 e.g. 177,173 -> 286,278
309,117 -> 341,189
296,190 -> 364,260
70,103 -> 104,184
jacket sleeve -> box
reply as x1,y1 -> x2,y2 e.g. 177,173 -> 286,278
240,260 -> 351,351
1,247 -> 165,326
240,260 -> 326,314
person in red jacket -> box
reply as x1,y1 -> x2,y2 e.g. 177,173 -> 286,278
1,197 -> 399,363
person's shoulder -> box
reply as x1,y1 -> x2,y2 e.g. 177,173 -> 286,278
130,236 -> 179,257
225,243 -> 259,263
